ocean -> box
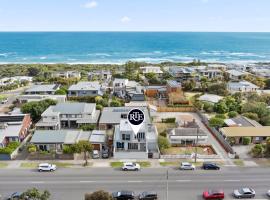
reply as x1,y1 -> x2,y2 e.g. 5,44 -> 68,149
0,32 -> 270,64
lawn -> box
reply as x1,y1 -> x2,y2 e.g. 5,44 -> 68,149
110,162 -> 123,168
162,147 -> 213,155
159,161 -> 179,167
20,162 -> 38,168
154,123 -> 176,134
137,161 -> 151,167
233,159 -> 244,167
0,162 -> 8,168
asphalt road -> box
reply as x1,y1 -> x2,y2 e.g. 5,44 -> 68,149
0,167 -> 270,200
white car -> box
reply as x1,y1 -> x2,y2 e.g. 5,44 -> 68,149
92,150 -> 100,159
267,190 -> 270,197
122,162 -> 141,171
180,162 -> 195,170
38,163 -> 57,172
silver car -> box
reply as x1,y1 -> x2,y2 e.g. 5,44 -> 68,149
180,162 -> 195,170
233,188 -> 255,198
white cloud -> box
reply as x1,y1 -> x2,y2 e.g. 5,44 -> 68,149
84,1 -> 98,9
121,16 -> 131,23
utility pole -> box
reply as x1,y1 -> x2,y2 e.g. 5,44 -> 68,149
166,169 -> 169,200
194,127 -> 199,163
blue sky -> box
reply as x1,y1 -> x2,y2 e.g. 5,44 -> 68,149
0,0 -> 270,31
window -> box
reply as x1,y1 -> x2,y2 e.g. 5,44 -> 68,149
128,143 -> 138,150
137,132 -> 145,140
121,114 -> 127,119
116,142 -> 124,149
122,134 -> 130,141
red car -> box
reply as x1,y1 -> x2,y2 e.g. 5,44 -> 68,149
203,189 -> 224,199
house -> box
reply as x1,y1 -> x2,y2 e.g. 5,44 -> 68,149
30,129 -> 106,153
224,116 -> 262,127
36,103 -> 99,130
68,81 -> 104,97
0,114 -> 32,148
226,70 -> 247,81
220,126 -> 270,144
250,66 -> 270,78
88,70 -> 112,81
0,76 -> 33,86
18,95 -> 66,104
167,80 -> 188,105
113,119 -> 159,159
168,67 -> 197,81
25,84 -> 60,95
140,66 -> 163,75
197,69 -> 223,79
126,81 -> 145,101
144,85 -> 167,99
227,81 -> 259,93
112,78 -> 129,97
167,127 -> 208,146
52,71 -> 81,79
99,107 -> 150,130
198,94 -> 223,104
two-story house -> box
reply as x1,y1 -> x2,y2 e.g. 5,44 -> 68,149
140,66 -> 163,75
113,119 -> 159,159
35,103 -> 100,130
52,71 -> 81,79
227,81 -> 259,93
88,70 -> 112,82
68,81 -> 104,97
112,78 -> 129,98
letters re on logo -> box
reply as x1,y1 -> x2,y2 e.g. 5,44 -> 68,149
128,109 -> 144,126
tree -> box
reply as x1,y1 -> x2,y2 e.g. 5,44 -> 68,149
264,138 -> 270,157
20,188 -> 50,200
214,101 -> 229,114
202,102 -> 214,113
27,67 -> 41,76
182,80 -> 196,91
85,190 -> 113,200
228,111 -> 238,118
251,144 -> 264,158
209,117 -> 224,128
21,99 -> 57,122
265,79 -> 270,89
55,88 -> 67,95
158,136 -> 170,153
207,83 -> 229,96
215,114 -> 226,119
242,112 -> 260,121
110,99 -> 122,107
71,141 -> 93,166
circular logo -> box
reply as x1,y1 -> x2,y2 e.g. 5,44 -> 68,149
128,109 -> 145,126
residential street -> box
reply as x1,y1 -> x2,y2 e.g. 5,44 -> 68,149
0,167 -> 269,200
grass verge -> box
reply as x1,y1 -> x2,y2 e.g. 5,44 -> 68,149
0,162 -> 8,168
233,159 -> 244,167
110,162 -> 123,168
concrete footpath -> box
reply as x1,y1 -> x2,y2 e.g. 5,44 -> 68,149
0,158 -> 244,169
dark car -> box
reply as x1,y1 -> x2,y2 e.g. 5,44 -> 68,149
5,192 -> 22,200
112,191 -> 135,200
202,162 -> 220,170
102,149 -> 109,158
203,189 -> 224,199
138,191 -> 158,200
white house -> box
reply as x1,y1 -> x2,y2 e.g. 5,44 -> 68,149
140,66 -> 163,75
113,119 -> 159,159
227,81 -> 259,93
25,84 -> 60,95
68,82 -> 104,97
52,71 -> 81,79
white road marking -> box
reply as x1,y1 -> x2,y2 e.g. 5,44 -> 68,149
79,181 -> 96,183
175,180 -> 191,182
30,181 -> 44,184
224,180 -> 240,182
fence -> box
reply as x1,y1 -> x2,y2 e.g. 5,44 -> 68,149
160,154 -> 220,159
196,110 -> 235,154
157,106 -> 195,112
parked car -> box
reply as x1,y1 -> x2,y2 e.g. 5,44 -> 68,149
122,162 -> 141,171
203,189 -> 224,199
233,188 -> 255,198
180,162 -> 195,170
202,162 -> 220,170
38,163 -> 56,172
102,149 -> 109,158
4,192 -> 22,200
138,191 -> 158,200
112,191 -> 135,200
1,99 -> 8,104
267,189 -> 270,197
92,150 -> 100,159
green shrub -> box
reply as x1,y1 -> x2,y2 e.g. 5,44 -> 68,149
158,136 -> 170,152
0,141 -> 20,154
228,111 -> 238,118
161,118 -> 176,123
63,145 -> 73,154
243,137 -> 251,145
215,114 -> 226,119
251,144 -> 264,157
79,124 -> 96,131
96,104 -> 103,110
27,144 -> 37,153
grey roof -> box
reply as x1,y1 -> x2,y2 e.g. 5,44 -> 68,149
226,69 -> 246,77
167,80 -> 181,87
89,130 -> 106,143
25,84 -> 59,92
228,81 -> 259,89
99,107 -> 150,124
198,94 -> 223,103
30,130 -> 82,144
224,116 -> 262,127
44,103 -> 96,115
169,128 -> 207,136
68,81 -> 101,91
